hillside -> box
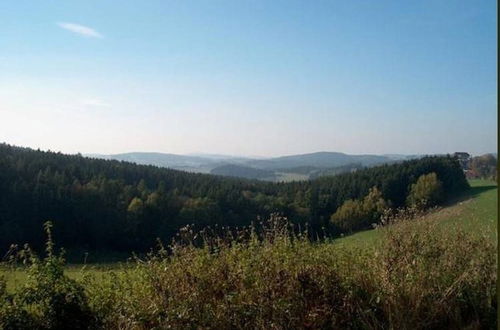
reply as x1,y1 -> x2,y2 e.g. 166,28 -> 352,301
87,152 -> 220,173
245,152 -> 392,169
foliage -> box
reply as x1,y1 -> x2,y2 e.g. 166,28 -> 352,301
0,222 -> 95,329
330,199 -> 365,232
87,215 -> 496,329
406,172 -> 444,209
330,186 -> 388,232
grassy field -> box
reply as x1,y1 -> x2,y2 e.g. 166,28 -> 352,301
437,179 -> 497,238
1,179 -> 497,293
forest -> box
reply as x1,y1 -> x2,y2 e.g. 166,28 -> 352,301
0,143 -> 468,254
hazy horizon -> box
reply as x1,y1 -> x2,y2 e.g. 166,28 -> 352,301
2,140 -> 495,159
1,1 -> 497,157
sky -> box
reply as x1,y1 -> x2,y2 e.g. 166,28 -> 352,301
0,1 -> 497,157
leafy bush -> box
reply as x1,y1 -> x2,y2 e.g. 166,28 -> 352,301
330,199 -> 365,232
330,186 -> 388,232
406,172 -> 444,209
0,222 -> 96,329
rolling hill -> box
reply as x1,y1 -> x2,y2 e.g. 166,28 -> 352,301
245,152 -> 392,170
87,151 -> 412,181
86,152 -> 221,173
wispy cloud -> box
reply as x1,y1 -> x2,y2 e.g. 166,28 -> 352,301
82,99 -> 111,108
57,22 -> 103,38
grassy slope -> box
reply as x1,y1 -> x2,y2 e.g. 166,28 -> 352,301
333,179 -> 498,249
2,180 -> 497,292
437,179 -> 497,238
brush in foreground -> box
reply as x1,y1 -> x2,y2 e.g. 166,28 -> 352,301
0,215 -> 497,329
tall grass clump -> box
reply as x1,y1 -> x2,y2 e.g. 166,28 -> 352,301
368,208 -> 497,329
0,214 -> 496,329
86,216 -> 364,329
84,213 -> 496,329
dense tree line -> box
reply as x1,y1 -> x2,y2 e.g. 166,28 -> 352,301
0,143 -> 468,254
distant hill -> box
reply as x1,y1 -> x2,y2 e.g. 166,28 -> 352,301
210,164 -> 276,180
87,151 -> 420,181
382,154 -> 423,161
187,153 -> 255,162
246,152 -> 391,170
86,152 -> 219,173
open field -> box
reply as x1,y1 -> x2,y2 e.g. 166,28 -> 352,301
1,180 -> 497,293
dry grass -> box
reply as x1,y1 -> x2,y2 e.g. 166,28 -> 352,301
76,214 -> 497,329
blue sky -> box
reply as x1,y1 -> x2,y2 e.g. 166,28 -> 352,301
0,0 -> 496,156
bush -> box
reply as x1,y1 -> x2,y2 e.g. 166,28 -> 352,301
406,172 -> 444,209
330,187 -> 388,232
330,199 -> 365,232
0,222 -> 96,329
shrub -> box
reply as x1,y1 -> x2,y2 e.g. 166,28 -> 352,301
330,199 -> 365,232
0,222 -> 96,329
406,172 -> 444,209
330,186 -> 388,232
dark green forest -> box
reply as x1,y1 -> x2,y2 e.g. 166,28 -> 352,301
0,143 -> 468,254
